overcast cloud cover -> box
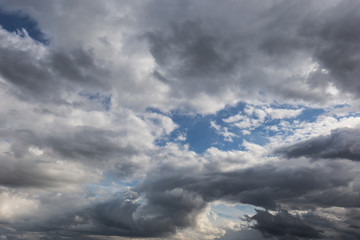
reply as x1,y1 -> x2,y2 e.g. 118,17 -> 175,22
0,0 -> 360,239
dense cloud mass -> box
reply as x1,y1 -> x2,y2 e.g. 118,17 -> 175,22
0,0 -> 360,239
249,210 -> 322,239
277,128 -> 360,161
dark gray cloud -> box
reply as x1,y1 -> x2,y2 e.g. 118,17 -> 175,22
0,159 -> 358,239
0,47 -> 56,101
299,0 -> 360,96
2,127 -> 138,160
2,189 -> 205,239
256,0 -> 360,99
146,20 -> 243,96
9,161 -> 357,239
84,189 -> 206,237
136,163 -> 353,210
49,48 -> 108,88
145,0 -> 360,103
45,127 -> 138,162
277,128 -> 360,161
147,21 -> 240,76
289,210 -> 360,240
0,126 -> 142,181
214,228 -> 264,240
0,46 -> 108,103
0,122 -> 155,219
219,209 -> 360,240
294,186 -> 360,209
0,157 -> 73,188
248,210 -> 322,239
2,0 -> 360,109
128,162 -> 357,238
3,0 -> 360,110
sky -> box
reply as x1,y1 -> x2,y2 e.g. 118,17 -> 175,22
0,0 -> 360,239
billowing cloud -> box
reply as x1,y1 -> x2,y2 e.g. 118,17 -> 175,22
277,128 -> 360,161
0,0 -> 360,239
248,210 -> 322,239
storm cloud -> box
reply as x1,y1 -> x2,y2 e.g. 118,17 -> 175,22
248,210 -> 322,239
277,128 -> 360,161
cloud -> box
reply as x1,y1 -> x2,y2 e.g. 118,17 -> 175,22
222,104 -> 304,135
4,157 -> 355,239
147,21 -> 241,92
1,0 -> 358,114
0,156 -> 95,189
299,0 -> 360,97
210,121 -> 236,142
139,161 -> 356,210
0,1 -> 360,239
248,209 -> 322,239
277,128 -> 360,161
0,28 -> 109,103
4,189 -> 206,239
264,107 -> 303,120
214,228 -> 264,240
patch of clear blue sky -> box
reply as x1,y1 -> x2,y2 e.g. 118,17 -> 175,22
150,102 -> 326,154
211,203 -> 258,219
151,102 -> 246,153
297,107 -> 325,122
0,8 -> 48,44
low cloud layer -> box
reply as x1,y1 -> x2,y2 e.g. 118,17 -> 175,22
3,159 -> 356,239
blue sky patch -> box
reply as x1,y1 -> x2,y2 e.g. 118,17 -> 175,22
0,9 -> 48,44
151,103 -> 328,154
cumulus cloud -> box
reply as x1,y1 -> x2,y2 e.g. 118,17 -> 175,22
222,104 -> 304,136
0,0 -> 360,239
0,0 -> 358,113
210,121 -> 236,142
0,28 -> 109,103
